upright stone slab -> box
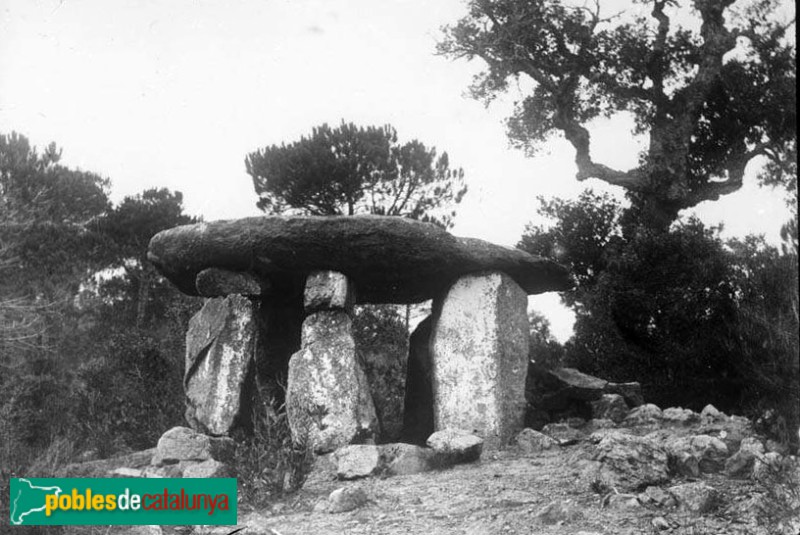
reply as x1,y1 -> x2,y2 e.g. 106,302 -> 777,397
402,316 -> 434,445
430,271 -> 529,447
287,271 -> 378,453
184,295 -> 257,436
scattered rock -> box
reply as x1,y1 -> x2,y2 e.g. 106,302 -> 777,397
304,270 -> 355,313
671,450 -> 701,478
753,451 -> 787,480
535,499 -> 583,525
669,482 -> 718,514
151,427 -> 234,466
640,486 -> 676,508
724,437 -> 765,478
662,407 -> 699,425
651,516 -> 671,530
541,423 -> 585,446
587,418 -> 616,431
514,428 -> 559,453
700,404 -> 725,422
623,404 -> 663,426
590,394 -> 629,424
430,272 -> 529,447
184,295 -> 258,436
286,311 -> 378,453
666,435 -> 729,474
327,487 -> 369,514
603,493 -> 641,509
380,443 -> 435,476
335,445 -> 381,480
427,429 -> 484,464
588,431 -> 670,491
148,215 -> 571,303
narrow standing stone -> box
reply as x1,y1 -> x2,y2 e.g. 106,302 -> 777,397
430,271 -> 529,448
287,272 -> 377,453
184,295 -> 257,436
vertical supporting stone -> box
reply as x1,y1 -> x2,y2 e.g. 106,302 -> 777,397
286,272 -> 378,453
430,271 -> 529,448
402,316 -> 434,445
184,295 -> 258,436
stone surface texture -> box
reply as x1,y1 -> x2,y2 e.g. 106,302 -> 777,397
430,271 -> 529,447
514,428 -> 559,453
184,295 -> 257,436
151,426 -> 234,465
147,215 -> 571,303
587,431 -> 670,491
426,429 -> 484,464
590,394 -> 630,423
335,445 -> 381,480
286,311 -> 378,453
304,270 -> 355,313
195,267 -> 267,297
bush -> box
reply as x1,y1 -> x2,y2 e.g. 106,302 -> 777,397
233,386 -> 313,508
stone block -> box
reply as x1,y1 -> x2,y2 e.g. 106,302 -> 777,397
304,271 -> 355,313
184,296 -> 257,436
286,311 -> 378,453
430,271 -> 529,447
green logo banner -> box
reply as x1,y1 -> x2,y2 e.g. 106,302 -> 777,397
9,478 -> 237,525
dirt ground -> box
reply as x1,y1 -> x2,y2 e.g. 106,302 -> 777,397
191,442 -> 798,535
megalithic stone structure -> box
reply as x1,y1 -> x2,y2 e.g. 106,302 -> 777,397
148,215 -> 572,449
430,271 -> 530,448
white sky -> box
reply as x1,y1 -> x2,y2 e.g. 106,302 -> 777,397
0,0 -> 793,341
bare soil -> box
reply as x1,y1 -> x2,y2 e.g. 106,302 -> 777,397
193,442 -> 797,535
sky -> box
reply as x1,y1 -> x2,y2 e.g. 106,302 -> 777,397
0,0 -> 794,341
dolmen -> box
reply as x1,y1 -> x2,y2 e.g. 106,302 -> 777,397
148,215 -> 571,452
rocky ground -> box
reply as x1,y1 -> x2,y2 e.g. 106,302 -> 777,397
91,404 -> 800,535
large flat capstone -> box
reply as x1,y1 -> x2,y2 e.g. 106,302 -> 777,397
147,215 -> 571,304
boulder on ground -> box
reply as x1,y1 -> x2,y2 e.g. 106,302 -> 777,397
148,215 -> 571,303
535,499 -> 583,525
427,429 -> 483,464
152,426 -> 234,466
335,445 -> 381,480
664,435 -> 729,474
662,407 -> 699,425
379,443 -> 436,476
724,437 -> 765,478
623,404 -> 663,426
327,487 -> 369,514
587,431 -> 670,491
669,482 -> 718,514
